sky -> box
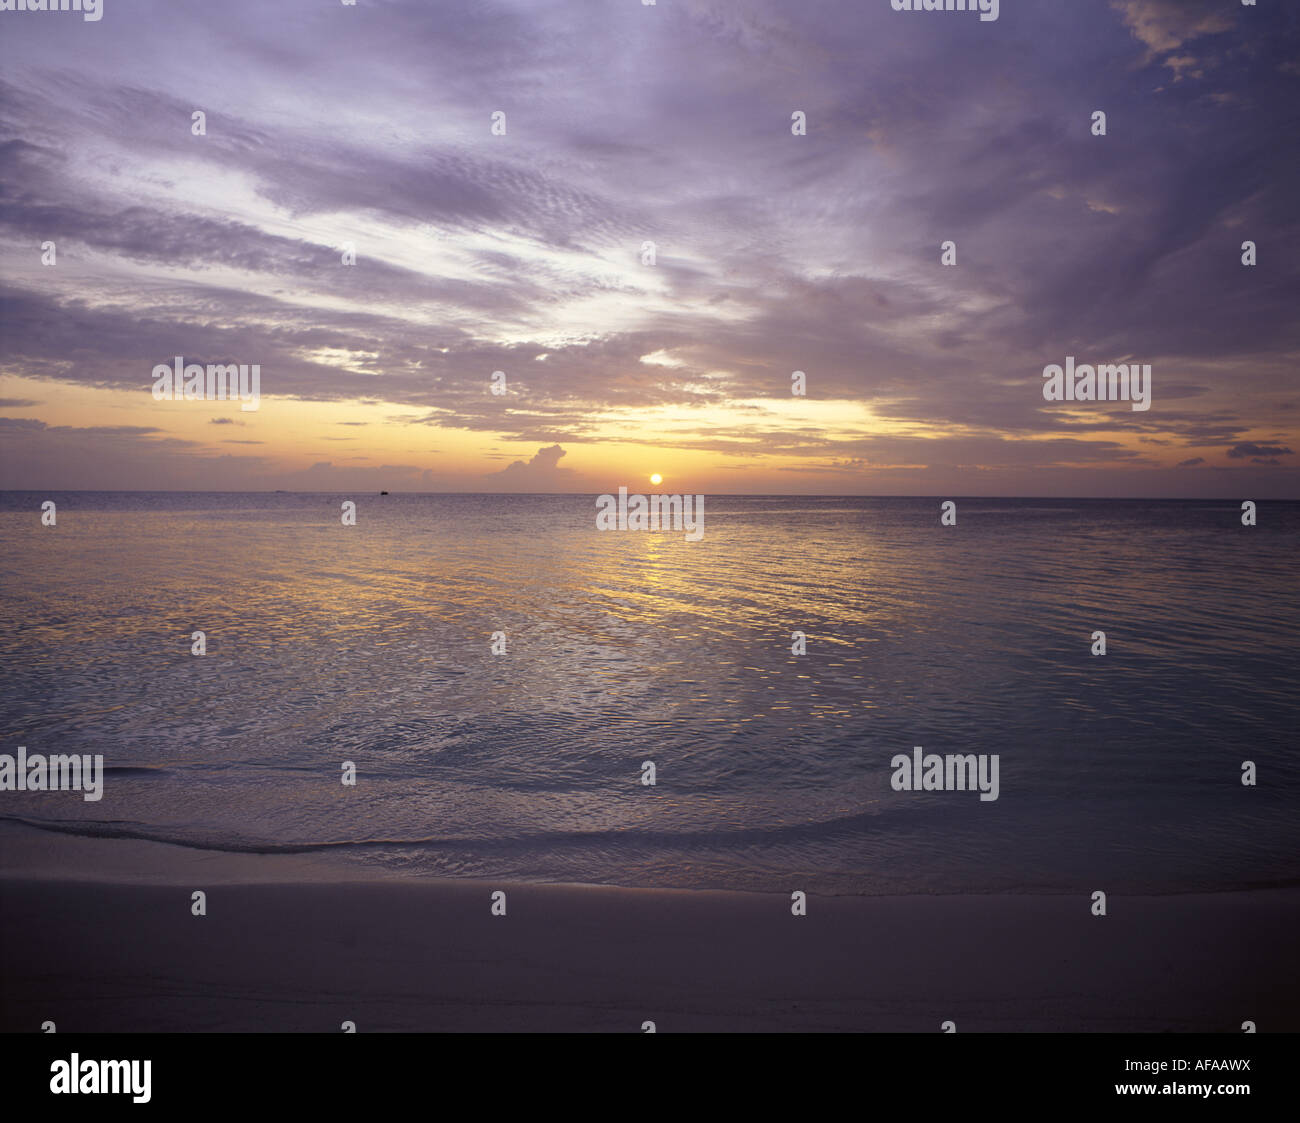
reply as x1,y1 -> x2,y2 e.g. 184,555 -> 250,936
1,0 -> 1297,496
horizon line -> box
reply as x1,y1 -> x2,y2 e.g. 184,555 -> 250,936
2,488 -> 1295,502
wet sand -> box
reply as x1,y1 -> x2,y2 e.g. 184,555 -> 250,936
2,829 -> 1295,1032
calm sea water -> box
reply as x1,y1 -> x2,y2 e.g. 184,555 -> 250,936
0,492 -> 1296,895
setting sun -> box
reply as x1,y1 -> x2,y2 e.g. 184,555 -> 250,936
650,473 -> 663,486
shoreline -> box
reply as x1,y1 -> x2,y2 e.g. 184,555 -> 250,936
4,819 -> 1295,897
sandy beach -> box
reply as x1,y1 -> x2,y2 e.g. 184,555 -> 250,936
2,829 -> 1295,1033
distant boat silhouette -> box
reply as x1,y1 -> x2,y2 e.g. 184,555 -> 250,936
380,490 -> 389,495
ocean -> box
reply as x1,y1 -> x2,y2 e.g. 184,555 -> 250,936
1,492 -> 1296,895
